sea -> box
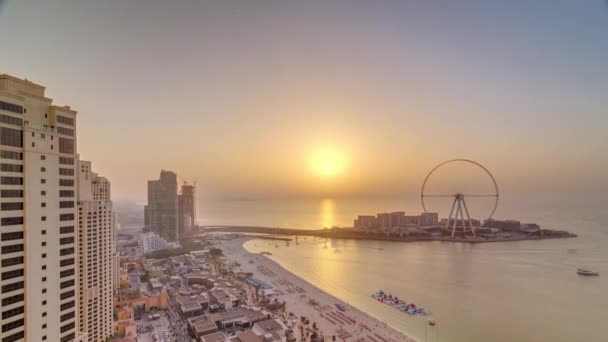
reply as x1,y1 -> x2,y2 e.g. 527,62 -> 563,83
199,196 -> 607,342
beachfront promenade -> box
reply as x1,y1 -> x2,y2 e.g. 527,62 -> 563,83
220,237 -> 418,342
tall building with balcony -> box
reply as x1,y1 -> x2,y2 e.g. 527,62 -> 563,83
77,160 -> 114,342
144,170 -> 178,242
0,74 -> 78,342
178,182 -> 196,238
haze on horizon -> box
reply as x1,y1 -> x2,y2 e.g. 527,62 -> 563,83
1,1 -> 607,203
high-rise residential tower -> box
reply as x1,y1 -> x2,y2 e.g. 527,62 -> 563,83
77,160 -> 114,342
0,75 -> 79,342
177,182 -> 196,238
144,170 -> 178,242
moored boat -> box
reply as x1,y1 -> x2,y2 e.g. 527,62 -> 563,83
371,290 -> 431,316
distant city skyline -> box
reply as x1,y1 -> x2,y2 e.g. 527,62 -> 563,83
1,1 -> 607,202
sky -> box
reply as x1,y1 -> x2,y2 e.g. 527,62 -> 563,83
1,0 -> 607,203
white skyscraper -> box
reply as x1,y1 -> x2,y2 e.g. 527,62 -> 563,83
77,160 -> 115,342
1,74 -> 79,342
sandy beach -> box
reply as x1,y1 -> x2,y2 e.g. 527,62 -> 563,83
219,237 -> 418,342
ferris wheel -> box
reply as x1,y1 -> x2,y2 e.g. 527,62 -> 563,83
421,159 -> 499,237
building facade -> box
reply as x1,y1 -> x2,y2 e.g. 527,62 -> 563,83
177,183 -> 196,239
77,160 -> 114,342
144,170 -> 178,242
0,74 -> 78,342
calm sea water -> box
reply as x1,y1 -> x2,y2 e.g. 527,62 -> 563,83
202,197 -> 608,342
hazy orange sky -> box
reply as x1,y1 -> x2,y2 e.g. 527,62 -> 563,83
1,1 -> 607,202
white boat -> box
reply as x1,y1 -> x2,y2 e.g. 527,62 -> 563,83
577,268 -> 599,276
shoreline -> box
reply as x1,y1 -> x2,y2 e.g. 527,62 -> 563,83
203,226 -> 577,244
219,237 -> 420,342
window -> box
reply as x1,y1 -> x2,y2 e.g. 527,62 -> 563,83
59,179 -> 74,186
41,216 -> 46,221
41,155 -> 45,160
0,176 -> 23,185
1,269 -> 24,281
60,269 -> 74,278
1,232 -> 23,241
59,201 -> 74,208
41,178 -> 46,184
0,100 -> 23,114
1,190 -> 23,198
41,167 -> 46,172
1,281 -> 24,294
59,190 -> 74,197
42,301 -> 46,306
42,253 -> 46,258
61,332 -> 75,342
0,127 -> 23,147
1,318 -> 24,333
60,226 -> 74,234
41,190 -> 46,196
42,288 -> 46,293
0,151 -> 22,160
41,202 -> 46,208
60,301 -> 75,311
42,230 -> 46,235
59,138 -> 74,154
0,113 -> 22,126
2,330 -> 24,342
60,312 -> 74,322
60,214 -> 74,221
42,312 -> 47,317
1,202 -> 23,211
59,157 -> 74,165
42,277 -> 46,282
1,257 -> 23,267
60,258 -> 74,267
1,244 -> 24,254
60,237 -> 74,245
59,168 -> 74,176
41,242 -> 46,247
0,217 -> 23,226
60,280 -> 74,289
0,127 -> 23,148
56,126 -> 74,136
60,290 -> 75,300
42,265 -> 46,270
56,115 -> 74,126
0,163 -> 23,173
1,294 -> 23,306
60,322 -> 75,333
60,247 -> 74,256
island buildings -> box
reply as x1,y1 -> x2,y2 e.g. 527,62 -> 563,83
144,171 -> 196,242
0,74 -> 115,342
354,211 -> 439,230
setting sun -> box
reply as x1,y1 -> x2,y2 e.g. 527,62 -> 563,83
311,148 -> 348,178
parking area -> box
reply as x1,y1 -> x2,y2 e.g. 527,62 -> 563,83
136,311 -> 177,342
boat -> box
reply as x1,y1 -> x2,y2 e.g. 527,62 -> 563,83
371,290 -> 431,316
577,268 -> 599,276
335,303 -> 346,311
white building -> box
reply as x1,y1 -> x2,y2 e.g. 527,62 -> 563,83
77,160 -> 115,342
0,74 -> 79,342
142,232 -> 180,254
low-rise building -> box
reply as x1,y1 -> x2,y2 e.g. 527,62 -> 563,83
188,316 -> 218,340
251,319 -> 287,341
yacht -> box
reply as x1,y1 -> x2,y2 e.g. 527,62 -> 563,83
577,268 -> 599,276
